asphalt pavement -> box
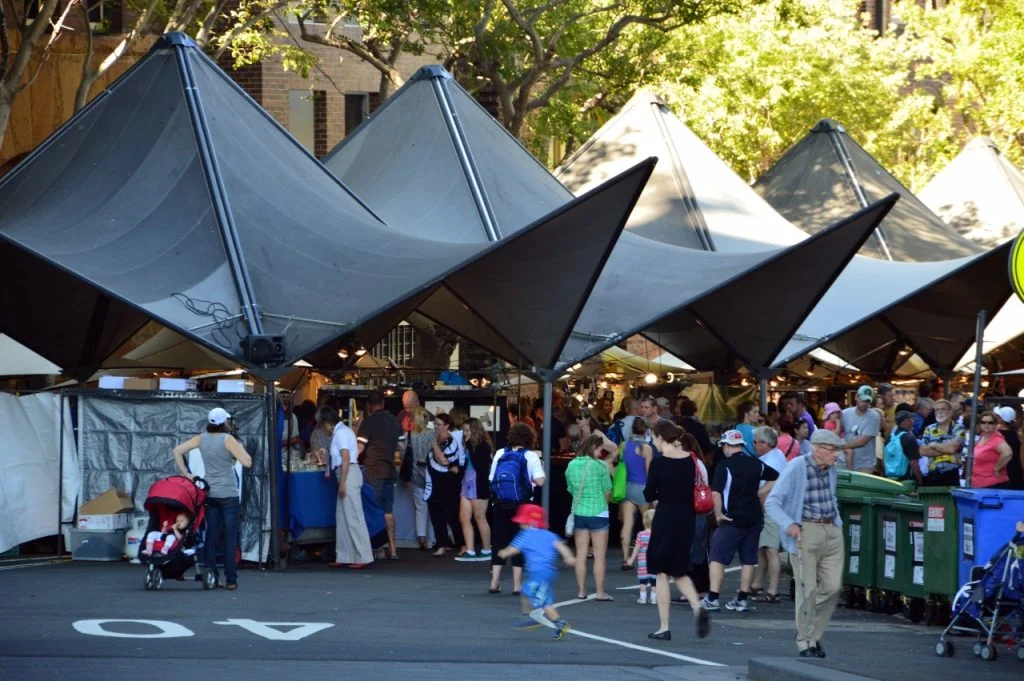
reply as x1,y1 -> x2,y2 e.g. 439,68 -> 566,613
0,551 -> 1021,681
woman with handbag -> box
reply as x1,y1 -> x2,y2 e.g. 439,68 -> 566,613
643,420 -> 711,641
565,434 -> 615,601
404,408 -> 435,551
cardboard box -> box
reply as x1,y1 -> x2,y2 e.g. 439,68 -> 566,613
77,513 -> 130,530
217,379 -> 255,393
98,376 -> 158,390
69,529 -> 126,561
159,377 -> 197,391
80,488 -> 134,515
122,377 -> 158,390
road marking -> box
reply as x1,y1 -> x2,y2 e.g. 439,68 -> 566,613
616,565 -> 742,590
73,619 -> 194,638
528,610 -> 723,666
0,558 -> 68,571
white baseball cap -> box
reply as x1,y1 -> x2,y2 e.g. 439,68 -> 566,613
208,407 -> 231,425
995,406 -> 1016,425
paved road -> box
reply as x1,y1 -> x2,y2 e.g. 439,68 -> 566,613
0,553 -> 1020,681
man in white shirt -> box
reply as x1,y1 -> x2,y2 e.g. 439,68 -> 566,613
318,405 -> 373,569
751,426 -> 788,602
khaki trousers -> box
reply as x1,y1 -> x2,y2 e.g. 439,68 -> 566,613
336,465 -> 374,565
790,523 -> 844,650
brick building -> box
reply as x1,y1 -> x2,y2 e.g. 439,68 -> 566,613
220,16 -> 440,159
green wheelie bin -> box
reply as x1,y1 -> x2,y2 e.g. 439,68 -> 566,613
873,498 -> 927,621
836,471 -> 915,610
916,486 -> 960,626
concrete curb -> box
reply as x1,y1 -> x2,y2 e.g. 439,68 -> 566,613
749,658 -> 883,681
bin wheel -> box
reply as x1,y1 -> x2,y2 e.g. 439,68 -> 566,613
935,641 -> 954,657
924,601 -> 938,627
867,590 -> 882,613
1016,646 -> 1024,662
980,644 -> 997,662
202,569 -> 217,591
973,641 -> 983,657
843,586 -> 856,608
885,592 -> 902,615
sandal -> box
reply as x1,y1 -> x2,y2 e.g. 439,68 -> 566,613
753,592 -> 781,603
595,594 -> 614,602
489,586 -> 501,594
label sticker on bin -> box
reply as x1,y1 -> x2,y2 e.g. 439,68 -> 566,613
883,519 -> 897,552
850,524 -> 861,553
927,506 -> 945,532
849,556 -> 859,574
913,565 -> 924,585
884,554 -> 896,579
963,519 -> 975,559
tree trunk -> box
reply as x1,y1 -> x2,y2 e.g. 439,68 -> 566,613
0,86 -> 13,154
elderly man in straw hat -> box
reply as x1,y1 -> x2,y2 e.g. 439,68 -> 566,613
765,429 -> 845,659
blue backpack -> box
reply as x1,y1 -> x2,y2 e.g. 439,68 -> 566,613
607,419 -> 627,445
491,449 -> 532,502
883,431 -> 909,479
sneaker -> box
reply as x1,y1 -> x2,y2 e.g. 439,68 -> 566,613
699,596 -> 720,612
512,616 -> 542,631
480,549 -> 492,557
647,592 -> 657,604
454,551 -> 480,562
552,619 -> 571,640
637,594 -> 648,604
725,597 -> 751,612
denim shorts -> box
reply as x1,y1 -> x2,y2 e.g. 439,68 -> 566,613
574,515 -> 610,532
521,579 -> 555,608
370,477 -> 396,514
460,468 -> 478,500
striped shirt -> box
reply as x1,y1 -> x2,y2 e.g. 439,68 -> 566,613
802,460 -> 836,521
565,456 -> 612,518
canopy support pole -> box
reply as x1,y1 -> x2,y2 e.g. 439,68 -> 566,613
533,370 -> 555,513
965,309 -> 987,487
266,384 -> 281,570
758,376 -> 769,417
57,388 -> 66,556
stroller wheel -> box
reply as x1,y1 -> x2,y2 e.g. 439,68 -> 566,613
1016,646 -> 1024,662
153,570 -> 164,591
935,640 -> 954,657
143,569 -> 153,591
973,641 -> 983,657
202,569 -> 217,591
980,644 -> 997,662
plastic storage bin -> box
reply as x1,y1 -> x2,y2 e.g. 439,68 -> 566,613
70,529 -> 125,561
836,471 -> 914,606
952,488 -> 1024,587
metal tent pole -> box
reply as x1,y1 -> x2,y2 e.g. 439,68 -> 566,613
57,389 -> 66,556
758,375 -> 769,417
965,310 -> 987,487
541,378 -> 553,513
266,384 -> 281,570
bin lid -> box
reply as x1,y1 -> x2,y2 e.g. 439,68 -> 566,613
914,486 -> 956,499
836,470 -> 915,496
881,498 -> 924,512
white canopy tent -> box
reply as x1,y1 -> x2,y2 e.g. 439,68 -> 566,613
0,334 -> 62,376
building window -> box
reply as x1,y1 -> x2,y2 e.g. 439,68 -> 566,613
345,93 -> 369,135
86,0 -> 122,33
288,90 -> 316,153
373,322 -> 417,365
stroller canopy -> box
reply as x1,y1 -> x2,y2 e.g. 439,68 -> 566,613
144,476 -> 205,516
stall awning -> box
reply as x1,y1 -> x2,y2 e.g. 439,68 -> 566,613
753,119 -> 982,262
324,66 -> 573,243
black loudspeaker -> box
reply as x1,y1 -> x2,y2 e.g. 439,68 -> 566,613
241,335 -> 286,364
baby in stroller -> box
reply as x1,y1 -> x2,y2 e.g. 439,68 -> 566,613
140,475 -> 216,591
141,513 -> 191,557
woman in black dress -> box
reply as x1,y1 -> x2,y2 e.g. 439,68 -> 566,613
644,420 -> 711,641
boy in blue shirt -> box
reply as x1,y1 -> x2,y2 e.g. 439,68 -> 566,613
497,504 -> 576,640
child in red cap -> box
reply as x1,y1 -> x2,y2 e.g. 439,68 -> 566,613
497,504 -> 575,639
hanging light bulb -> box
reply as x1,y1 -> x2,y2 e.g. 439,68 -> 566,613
644,373 -> 658,385
770,380 -> 778,388
354,346 -> 367,357
337,348 -> 349,359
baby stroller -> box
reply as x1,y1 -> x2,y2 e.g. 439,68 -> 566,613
935,520 -> 1024,662
139,475 -> 216,591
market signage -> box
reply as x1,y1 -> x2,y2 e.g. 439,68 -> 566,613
1011,229 -> 1024,303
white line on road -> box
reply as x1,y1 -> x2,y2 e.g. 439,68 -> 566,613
528,609 -> 723,667
0,558 -> 67,572
616,564 -> 742,590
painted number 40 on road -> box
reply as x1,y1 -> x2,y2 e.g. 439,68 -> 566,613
73,619 -> 333,640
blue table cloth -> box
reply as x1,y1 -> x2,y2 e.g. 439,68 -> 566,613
282,469 -> 386,542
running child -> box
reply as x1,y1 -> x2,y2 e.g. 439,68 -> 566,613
626,509 -> 655,604
497,504 -> 576,640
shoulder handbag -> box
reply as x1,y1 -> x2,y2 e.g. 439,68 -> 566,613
565,458 -> 591,536
693,458 -> 714,515
611,460 -> 628,503
399,437 -> 413,483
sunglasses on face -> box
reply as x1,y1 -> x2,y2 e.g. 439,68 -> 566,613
979,420 -> 996,425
